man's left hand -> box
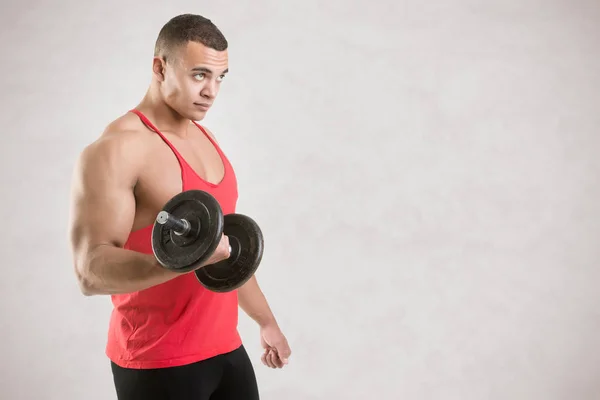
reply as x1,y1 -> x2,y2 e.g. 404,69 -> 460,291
260,323 -> 291,369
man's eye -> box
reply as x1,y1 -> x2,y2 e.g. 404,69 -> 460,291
194,73 -> 205,80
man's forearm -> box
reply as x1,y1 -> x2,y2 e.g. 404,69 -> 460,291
77,244 -> 180,296
238,275 -> 277,327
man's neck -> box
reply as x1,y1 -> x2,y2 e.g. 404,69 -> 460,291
135,87 -> 190,138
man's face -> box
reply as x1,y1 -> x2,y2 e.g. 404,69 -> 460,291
156,41 -> 229,121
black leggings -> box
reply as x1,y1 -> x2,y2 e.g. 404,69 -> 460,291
111,345 -> 259,400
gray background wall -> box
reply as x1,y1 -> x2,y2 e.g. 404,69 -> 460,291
1,0 -> 599,399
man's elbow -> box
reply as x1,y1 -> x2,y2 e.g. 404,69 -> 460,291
79,284 -> 95,297
74,266 -> 96,296
73,254 -> 102,296
71,241 -> 105,296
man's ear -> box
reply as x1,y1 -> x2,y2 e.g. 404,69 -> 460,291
152,56 -> 166,81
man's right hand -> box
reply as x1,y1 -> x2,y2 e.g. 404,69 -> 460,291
200,234 -> 231,267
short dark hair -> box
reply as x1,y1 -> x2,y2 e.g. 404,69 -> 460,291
154,14 -> 228,62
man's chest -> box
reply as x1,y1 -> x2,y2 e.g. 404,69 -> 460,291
133,134 -> 227,223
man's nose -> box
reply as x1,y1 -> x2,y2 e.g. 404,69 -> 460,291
201,80 -> 217,98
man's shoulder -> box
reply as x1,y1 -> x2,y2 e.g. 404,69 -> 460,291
78,112 -> 154,169
101,111 -> 155,140
88,113 -> 156,151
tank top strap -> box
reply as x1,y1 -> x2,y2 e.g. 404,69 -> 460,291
129,109 -> 186,161
191,120 -> 231,167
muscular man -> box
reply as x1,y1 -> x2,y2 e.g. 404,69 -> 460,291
68,13 -> 291,399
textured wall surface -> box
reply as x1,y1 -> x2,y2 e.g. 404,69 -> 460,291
1,0 -> 599,399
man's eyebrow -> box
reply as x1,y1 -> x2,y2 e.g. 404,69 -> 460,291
190,66 -> 229,74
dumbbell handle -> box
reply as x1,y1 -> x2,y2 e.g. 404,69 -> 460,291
156,211 -> 232,252
156,211 -> 192,236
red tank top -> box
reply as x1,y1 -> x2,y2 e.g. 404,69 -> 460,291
105,109 -> 242,369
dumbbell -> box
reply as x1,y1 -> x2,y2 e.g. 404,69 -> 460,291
151,190 -> 264,292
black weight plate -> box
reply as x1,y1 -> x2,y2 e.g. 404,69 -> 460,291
152,190 -> 224,272
195,213 -> 264,292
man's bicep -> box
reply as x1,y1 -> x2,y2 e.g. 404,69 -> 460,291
69,139 -> 137,256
